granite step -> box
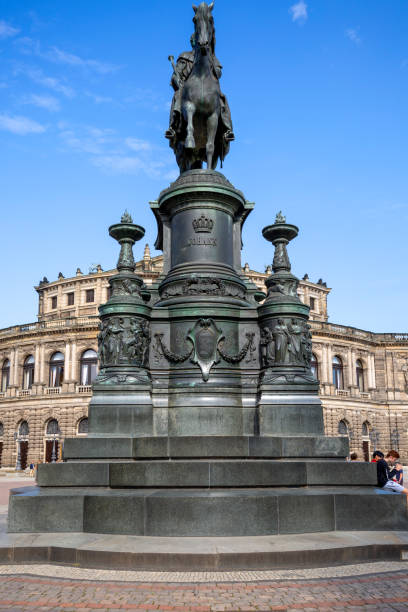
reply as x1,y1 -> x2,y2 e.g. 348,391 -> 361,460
63,435 -> 348,460
37,460 -> 376,488
9,486 -> 408,536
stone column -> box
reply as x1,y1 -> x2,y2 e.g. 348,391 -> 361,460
39,344 -> 45,387
96,277 -> 102,307
13,347 -> 19,386
65,343 -> 70,378
326,344 -> 332,388
63,342 -> 73,392
368,354 -> 376,390
366,355 -> 372,389
347,349 -> 353,391
371,355 -> 376,389
71,342 -> 77,382
351,351 -> 357,386
321,345 -> 328,383
34,345 -> 40,383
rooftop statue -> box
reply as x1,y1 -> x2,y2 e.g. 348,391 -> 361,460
165,2 -> 234,173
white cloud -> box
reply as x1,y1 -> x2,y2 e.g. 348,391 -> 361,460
59,125 -> 117,156
92,156 -> 144,174
85,92 -> 114,104
92,155 -> 167,178
15,37 -> 119,74
46,46 -> 119,74
0,19 -> 20,39
23,94 -> 60,112
345,28 -> 361,45
0,113 -> 46,135
290,1 -> 307,23
58,123 -> 174,179
24,68 -> 75,98
125,137 -> 152,152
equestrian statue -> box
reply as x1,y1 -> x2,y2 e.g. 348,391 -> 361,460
165,2 -> 234,173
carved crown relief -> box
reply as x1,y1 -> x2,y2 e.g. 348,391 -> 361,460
192,214 -> 214,233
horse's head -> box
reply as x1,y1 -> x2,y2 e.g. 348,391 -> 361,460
192,2 -> 215,55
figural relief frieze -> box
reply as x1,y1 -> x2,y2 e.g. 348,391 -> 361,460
161,277 -> 246,300
98,316 -> 150,368
260,318 -> 312,368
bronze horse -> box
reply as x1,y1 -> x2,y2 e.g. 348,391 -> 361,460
169,2 -> 232,172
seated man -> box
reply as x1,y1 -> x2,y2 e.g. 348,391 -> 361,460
376,450 -> 408,498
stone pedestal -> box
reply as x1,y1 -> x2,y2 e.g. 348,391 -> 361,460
8,172 -> 408,541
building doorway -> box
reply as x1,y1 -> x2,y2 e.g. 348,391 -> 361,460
362,421 -> 371,462
19,441 -> 28,470
44,419 -> 61,463
45,439 -> 59,463
16,421 -> 29,470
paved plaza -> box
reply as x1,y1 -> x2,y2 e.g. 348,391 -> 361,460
1,478 -> 408,610
1,562 -> 408,610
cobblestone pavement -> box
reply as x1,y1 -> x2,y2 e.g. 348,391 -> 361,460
0,563 -> 408,611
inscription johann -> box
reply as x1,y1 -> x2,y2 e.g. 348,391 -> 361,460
187,236 -> 217,247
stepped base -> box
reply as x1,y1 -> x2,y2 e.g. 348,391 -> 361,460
9,486 -> 408,536
2,530 -> 408,571
63,435 -> 348,460
36,460 -> 376,488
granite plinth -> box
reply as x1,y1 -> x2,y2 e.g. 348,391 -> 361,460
63,435 -> 349,460
9,487 -> 408,536
37,460 -> 376,488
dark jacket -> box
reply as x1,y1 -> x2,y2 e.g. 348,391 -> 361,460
377,458 -> 391,487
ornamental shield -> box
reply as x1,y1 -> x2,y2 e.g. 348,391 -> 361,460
187,318 -> 224,381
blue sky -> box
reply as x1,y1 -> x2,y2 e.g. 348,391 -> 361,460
0,0 -> 407,332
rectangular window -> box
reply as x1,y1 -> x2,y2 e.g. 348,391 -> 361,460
86,289 -> 94,303
67,292 -> 74,306
51,296 -> 57,309
309,297 -> 316,310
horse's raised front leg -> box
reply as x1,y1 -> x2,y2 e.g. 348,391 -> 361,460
184,102 -> 196,150
206,112 -> 218,169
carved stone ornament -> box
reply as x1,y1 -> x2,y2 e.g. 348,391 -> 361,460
154,334 -> 193,364
155,320 -> 256,381
187,319 -> 224,381
95,371 -> 149,385
275,211 -> 286,224
218,333 -> 256,364
98,316 -> 150,368
161,277 -> 246,300
266,276 -> 298,298
110,277 -> 142,297
192,214 -> 214,233
261,318 -> 312,368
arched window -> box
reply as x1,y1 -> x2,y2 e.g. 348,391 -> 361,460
49,352 -> 64,387
311,353 -> 319,380
338,420 -> 348,435
46,419 -> 60,436
80,349 -> 97,385
77,417 -> 88,435
18,421 -> 29,437
1,359 -> 10,392
23,355 -> 35,390
0,423 -> 3,436
356,359 -> 364,392
362,421 -> 370,437
332,356 -> 343,389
